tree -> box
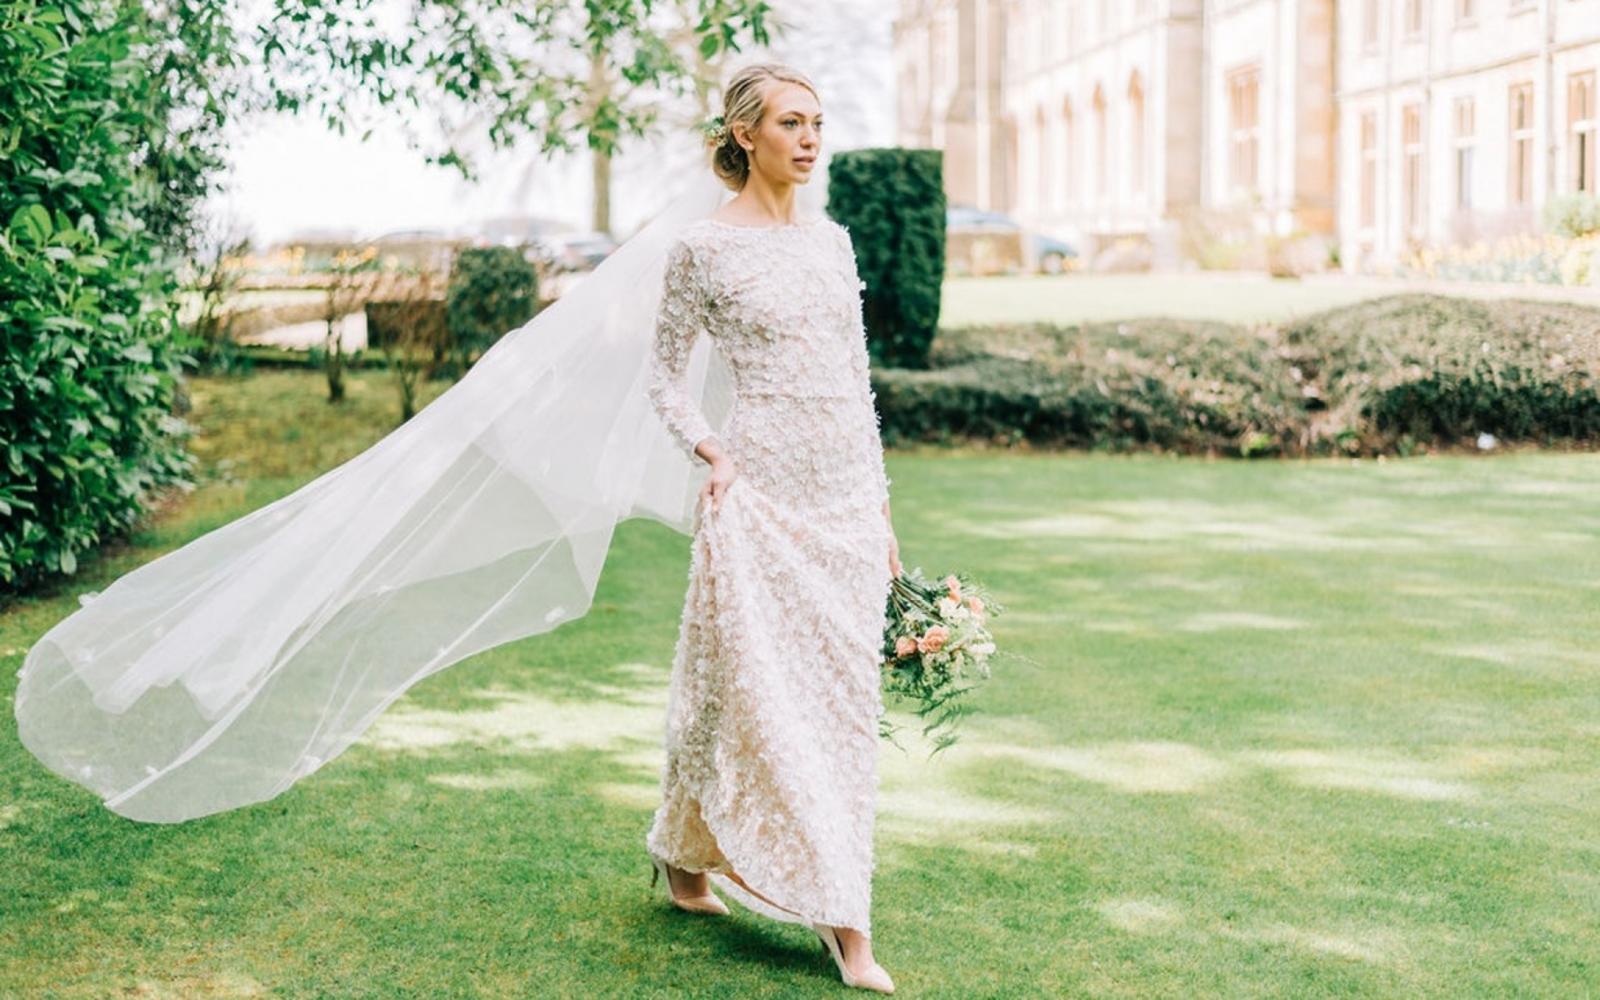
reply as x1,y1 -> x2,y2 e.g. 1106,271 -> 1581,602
369,270 -> 449,422
256,0 -> 775,234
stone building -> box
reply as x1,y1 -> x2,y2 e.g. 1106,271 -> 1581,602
1203,0 -> 1338,237
995,0 -> 1208,260
896,1 -> 1600,270
1336,0 -> 1600,267
895,1 -> 1340,264
894,0 -> 1012,213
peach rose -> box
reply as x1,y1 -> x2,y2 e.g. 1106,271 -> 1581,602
967,595 -> 985,617
894,635 -> 918,658
917,625 -> 950,654
943,575 -> 962,599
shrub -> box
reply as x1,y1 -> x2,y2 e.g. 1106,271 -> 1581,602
876,319 -> 1306,456
1543,193 -> 1600,239
873,295 -> 1600,458
445,247 -> 539,372
0,0 -> 226,589
826,148 -> 946,369
1277,295 -> 1600,452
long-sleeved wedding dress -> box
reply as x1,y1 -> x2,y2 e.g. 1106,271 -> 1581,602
642,214 -> 893,939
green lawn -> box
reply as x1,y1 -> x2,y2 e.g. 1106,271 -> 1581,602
4,370 -> 1598,997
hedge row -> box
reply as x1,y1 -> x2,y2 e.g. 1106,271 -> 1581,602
871,295 -> 1600,457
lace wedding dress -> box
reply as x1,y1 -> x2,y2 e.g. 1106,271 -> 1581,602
643,215 -> 893,939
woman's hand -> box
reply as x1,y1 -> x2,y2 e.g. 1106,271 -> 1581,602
700,457 -> 739,514
883,498 -> 901,577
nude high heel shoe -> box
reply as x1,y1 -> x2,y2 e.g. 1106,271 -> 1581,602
649,855 -> 730,915
811,922 -> 895,994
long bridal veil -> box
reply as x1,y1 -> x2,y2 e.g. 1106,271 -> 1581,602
15,147 -> 735,823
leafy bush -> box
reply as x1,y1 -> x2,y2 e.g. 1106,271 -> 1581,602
875,319 -> 1305,456
1277,295 -> 1600,452
827,148 -> 946,369
1543,193 -> 1600,239
873,295 -> 1600,457
445,247 -> 539,370
0,0 -> 226,589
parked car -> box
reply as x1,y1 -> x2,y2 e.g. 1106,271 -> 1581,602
945,204 -> 1080,275
554,231 -> 618,270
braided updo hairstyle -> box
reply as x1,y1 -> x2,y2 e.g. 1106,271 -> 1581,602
708,63 -> 820,192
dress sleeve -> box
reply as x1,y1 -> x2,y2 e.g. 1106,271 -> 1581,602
648,237 -> 717,463
833,223 -> 892,496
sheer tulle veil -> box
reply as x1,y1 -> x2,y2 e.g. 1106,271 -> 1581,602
15,140 -> 738,823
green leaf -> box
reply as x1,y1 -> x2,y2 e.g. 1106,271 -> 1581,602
10,204 -> 52,245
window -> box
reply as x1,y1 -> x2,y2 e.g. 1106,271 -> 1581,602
1062,99 -> 1076,207
1404,0 -> 1424,36
1571,72 -> 1597,194
1227,65 -> 1261,194
1035,107 -> 1051,212
1128,74 -> 1146,197
1093,85 -> 1109,199
1360,112 -> 1378,228
1509,83 -> 1534,205
1455,0 -> 1475,24
1363,0 -> 1381,51
1403,104 -> 1425,235
1454,97 -> 1476,210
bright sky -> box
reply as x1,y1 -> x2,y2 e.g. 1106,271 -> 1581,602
216,1 -> 898,248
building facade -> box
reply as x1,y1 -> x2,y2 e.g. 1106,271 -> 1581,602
1203,0 -> 1338,236
994,0 -> 1206,257
1337,0 -> 1600,268
896,0 -> 1600,271
895,0 -> 1012,212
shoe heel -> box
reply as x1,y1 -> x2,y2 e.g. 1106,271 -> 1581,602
810,921 -> 895,994
648,854 -> 729,916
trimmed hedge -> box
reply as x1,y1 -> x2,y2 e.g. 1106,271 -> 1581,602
872,295 -> 1600,457
826,148 -> 946,369
1278,295 -> 1600,453
876,318 -> 1302,455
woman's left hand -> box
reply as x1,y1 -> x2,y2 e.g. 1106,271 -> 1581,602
887,529 -> 902,579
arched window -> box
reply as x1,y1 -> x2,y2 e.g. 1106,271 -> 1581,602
1127,72 -> 1146,199
1035,105 -> 1051,213
1061,97 -> 1076,209
1092,84 -> 1109,201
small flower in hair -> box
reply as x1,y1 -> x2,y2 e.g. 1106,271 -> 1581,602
701,114 -> 729,146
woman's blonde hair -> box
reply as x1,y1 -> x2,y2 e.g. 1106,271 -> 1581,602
709,63 -> 820,191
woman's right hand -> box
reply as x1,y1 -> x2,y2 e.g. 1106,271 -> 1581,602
701,458 -> 739,514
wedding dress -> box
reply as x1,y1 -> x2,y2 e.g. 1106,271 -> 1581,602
642,215 -> 894,939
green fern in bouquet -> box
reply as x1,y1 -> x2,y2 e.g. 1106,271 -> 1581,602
879,566 -> 1004,756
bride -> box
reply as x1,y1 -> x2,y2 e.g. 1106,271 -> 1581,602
14,60 -> 898,994
641,64 -> 899,993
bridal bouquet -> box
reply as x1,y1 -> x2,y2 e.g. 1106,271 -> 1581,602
879,567 -> 1004,755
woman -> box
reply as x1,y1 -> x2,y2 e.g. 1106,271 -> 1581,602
13,52 -> 894,995
641,64 -> 900,994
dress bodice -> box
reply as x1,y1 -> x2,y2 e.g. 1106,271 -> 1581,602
647,214 -> 890,506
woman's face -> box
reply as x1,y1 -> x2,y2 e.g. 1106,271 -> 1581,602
735,82 -> 823,186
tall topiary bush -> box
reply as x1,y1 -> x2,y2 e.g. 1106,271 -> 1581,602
826,148 -> 946,369
0,0 -> 232,590
444,247 -> 540,374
